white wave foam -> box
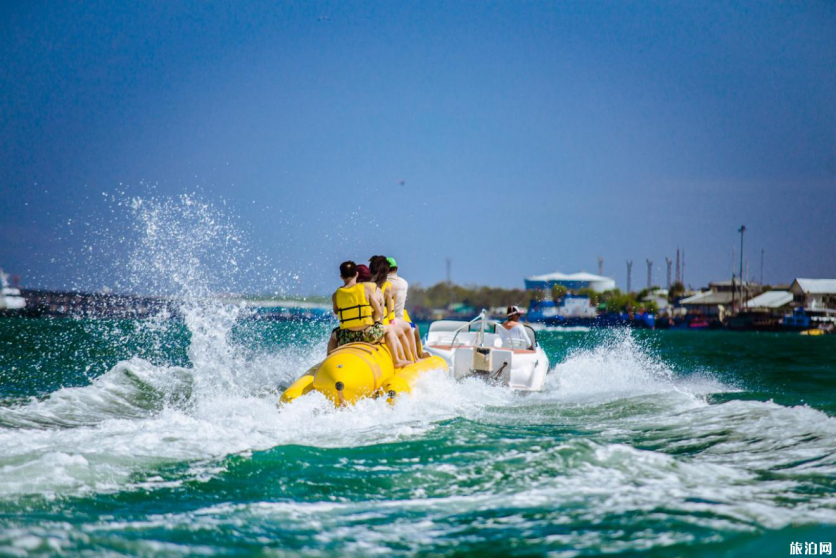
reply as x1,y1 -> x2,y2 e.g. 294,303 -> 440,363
10,433 -> 829,556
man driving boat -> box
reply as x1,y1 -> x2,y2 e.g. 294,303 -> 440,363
498,305 -> 532,348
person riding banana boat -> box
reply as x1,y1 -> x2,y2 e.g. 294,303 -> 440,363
326,256 -> 428,366
327,260 -> 411,368
385,257 -> 431,360
369,255 -> 430,363
281,257 -> 448,406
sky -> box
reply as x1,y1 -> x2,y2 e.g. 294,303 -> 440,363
1,0 -> 835,295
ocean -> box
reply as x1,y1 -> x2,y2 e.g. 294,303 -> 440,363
1,313 -> 834,557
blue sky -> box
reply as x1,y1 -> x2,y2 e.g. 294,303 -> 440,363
1,1 -> 834,294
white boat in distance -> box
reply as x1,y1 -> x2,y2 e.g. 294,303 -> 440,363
0,270 -> 25,311
424,310 -> 550,391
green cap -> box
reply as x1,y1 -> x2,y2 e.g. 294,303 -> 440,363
386,257 -> 397,268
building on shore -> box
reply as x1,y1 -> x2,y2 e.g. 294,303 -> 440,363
641,288 -> 671,314
726,290 -> 794,331
678,281 -> 762,323
744,290 -> 794,311
524,271 -> 616,293
678,290 -> 734,320
790,279 -> 836,310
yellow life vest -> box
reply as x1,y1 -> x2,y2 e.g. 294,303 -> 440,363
364,282 -> 382,323
403,307 -> 412,324
381,281 -> 395,324
335,283 -> 374,329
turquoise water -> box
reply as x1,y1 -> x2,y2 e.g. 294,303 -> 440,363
0,315 -> 834,557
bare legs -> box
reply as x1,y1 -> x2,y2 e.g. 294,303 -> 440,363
393,318 -> 426,361
327,326 -> 415,368
413,324 -> 431,358
383,325 -> 411,368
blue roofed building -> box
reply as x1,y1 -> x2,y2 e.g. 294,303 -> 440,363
524,271 -> 616,293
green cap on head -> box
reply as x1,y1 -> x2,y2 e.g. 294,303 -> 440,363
386,257 -> 397,268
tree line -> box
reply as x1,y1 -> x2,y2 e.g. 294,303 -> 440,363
407,281 -> 688,315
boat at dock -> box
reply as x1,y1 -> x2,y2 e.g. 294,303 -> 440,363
781,306 -> 836,333
0,270 -> 25,311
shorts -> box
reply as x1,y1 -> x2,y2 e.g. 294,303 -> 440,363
336,323 -> 385,346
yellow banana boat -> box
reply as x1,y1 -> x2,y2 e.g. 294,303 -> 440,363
280,342 -> 448,406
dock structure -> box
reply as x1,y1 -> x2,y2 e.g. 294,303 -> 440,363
17,290 -> 176,319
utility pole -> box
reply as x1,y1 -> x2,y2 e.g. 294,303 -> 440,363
646,259 -> 653,289
738,225 -> 746,306
732,247 -> 736,276
626,260 -> 633,293
760,249 -> 764,286
675,248 -> 681,284
598,257 -> 604,277
445,257 -> 452,285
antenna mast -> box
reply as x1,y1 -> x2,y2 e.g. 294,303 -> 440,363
675,248 -> 681,284
738,225 -> 746,306
760,249 -> 764,285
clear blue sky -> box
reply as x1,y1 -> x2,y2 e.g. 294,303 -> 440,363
2,0 -> 834,295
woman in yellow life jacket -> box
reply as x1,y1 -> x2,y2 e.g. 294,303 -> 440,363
369,256 -> 418,363
328,261 -> 410,368
357,263 -> 405,358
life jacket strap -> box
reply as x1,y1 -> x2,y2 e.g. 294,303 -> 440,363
338,303 -> 372,323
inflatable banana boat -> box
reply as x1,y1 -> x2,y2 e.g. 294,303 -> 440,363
280,342 -> 448,406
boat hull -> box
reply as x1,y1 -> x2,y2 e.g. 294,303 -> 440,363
425,345 -> 549,392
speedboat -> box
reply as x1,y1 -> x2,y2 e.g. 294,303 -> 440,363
424,310 -> 550,391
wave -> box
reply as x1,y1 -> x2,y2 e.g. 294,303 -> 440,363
0,358 -> 194,429
0,326 -> 833,509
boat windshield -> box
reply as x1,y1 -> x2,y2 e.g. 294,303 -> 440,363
443,311 -> 535,350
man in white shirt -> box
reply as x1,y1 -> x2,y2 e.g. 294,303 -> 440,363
387,257 -> 430,359
498,306 -> 533,349
386,257 -> 409,320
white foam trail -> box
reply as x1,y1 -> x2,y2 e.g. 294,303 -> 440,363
10,428 -> 830,555
541,326 -> 592,332
0,365 -> 507,497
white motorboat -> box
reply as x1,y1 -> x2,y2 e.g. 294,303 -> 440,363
0,270 -> 25,311
424,310 -> 550,391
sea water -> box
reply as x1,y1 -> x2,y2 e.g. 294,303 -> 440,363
0,197 -> 834,557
